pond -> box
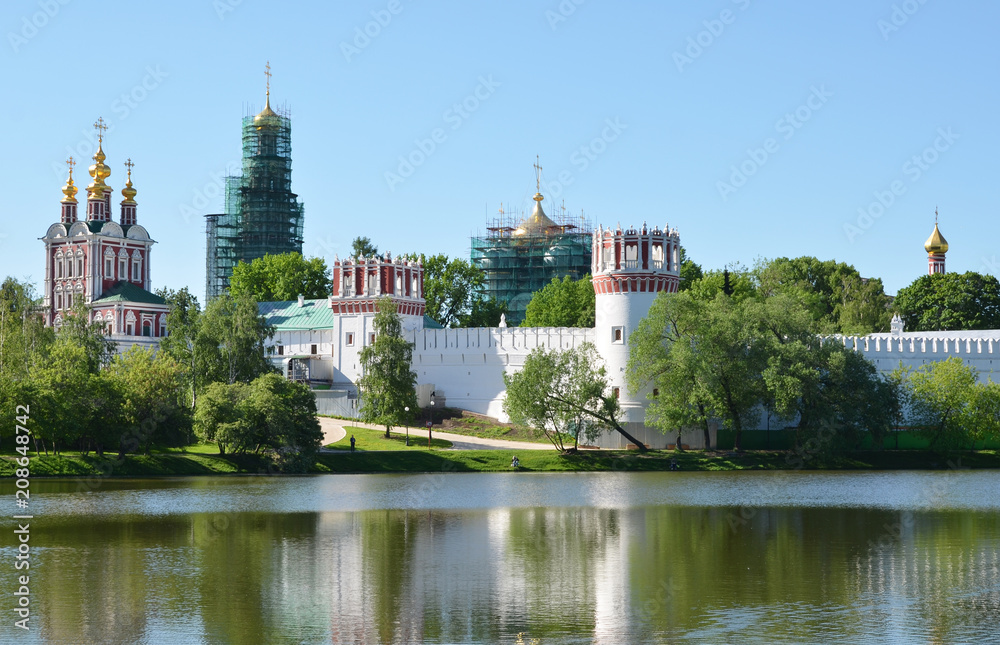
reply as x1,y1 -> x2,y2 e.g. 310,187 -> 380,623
2,470 -> 998,644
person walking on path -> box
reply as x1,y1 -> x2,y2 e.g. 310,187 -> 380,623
350,435 -> 356,452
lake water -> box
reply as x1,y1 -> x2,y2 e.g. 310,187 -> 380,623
2,471 -> 999,644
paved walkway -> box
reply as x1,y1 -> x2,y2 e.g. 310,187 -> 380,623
319,417 -> 555,451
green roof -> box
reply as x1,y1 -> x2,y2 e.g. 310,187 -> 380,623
258,300 -> 443,331
92,281 -> 166,305
259,299 -> 336,331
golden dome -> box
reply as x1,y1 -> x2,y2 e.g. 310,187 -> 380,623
513,192 -> 557,236
87,141 -> 111,200
253,92 -> 280,127
924,222 -> 948,254
61,159 -> 78,203
121,159 -> 137,204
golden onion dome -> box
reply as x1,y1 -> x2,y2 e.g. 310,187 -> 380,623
61,164 -> 78,204
513,192 -> 557,236
121,164 -> 137,205
924,222 -> 948,254
253,92 -> 280,127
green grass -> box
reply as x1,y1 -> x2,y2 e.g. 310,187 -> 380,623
327,426 -> 453,451
2,448 -> 997,478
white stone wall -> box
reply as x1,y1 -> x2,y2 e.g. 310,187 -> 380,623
839,330 -> 1000,383
410,326 -> 595,420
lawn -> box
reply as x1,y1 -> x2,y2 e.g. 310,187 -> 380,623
326,426 -> 453,451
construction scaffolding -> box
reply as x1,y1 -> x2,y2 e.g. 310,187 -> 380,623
471,198 -> 592,326
205,99 -> 304,300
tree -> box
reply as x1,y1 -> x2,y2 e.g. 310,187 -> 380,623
421,254 -> 488,328
157,287 -> 202,411
242,373 -> 323,471
195,381 -> 250,455
522,275 -> 596,328
894,272 -> 1000,332
460,296 -> 509,328
358,298 -> 418,438
0,277 -> 52,380
351,236 -> 378,259
105,347 -> 189,455
678,247 -> 703,292
687,266 -> 757,302
58,299 -> 117,372
229,252 -> 330,302
896,357 -> 982,450
629,291 -> 768,451
504,342 -> 647,451
754,256 -> 891,334
195,293 -> 275,386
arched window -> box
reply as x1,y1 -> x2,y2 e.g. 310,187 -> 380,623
105,311 -> 115,334
104,249 -> 114,278
94,311 -> 103,322
75,250 -> 84,278
125,311 -> 136,336
132,251 -> 142,283
142,320 -> 152,337
65,291 -> 72,309
53,314 -> 62,330
54,286 -> 63,311
118,249 -> 128,280
158,313 -> 167,337
55,251 -> 63,278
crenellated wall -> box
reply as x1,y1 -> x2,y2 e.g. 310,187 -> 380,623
833,330 -> 1000,382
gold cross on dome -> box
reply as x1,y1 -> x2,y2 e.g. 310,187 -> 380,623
93,117 -> 107,142
66,156 -> 76,175
533,155 -> 542,193
265,61 -> 271,94
124,158 -> 134,178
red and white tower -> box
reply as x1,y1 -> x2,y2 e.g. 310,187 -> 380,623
41,118 -> 168,348
330,253 -> 426,320
592,223 -> 681,440
924,210 -> 947,275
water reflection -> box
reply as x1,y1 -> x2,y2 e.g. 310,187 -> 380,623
2,473 -> 998,644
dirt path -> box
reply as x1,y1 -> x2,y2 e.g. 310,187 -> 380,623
319,417 -> 555,451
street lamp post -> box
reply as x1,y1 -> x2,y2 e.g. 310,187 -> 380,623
427,397 -> 435,448
404,406 -> 410,446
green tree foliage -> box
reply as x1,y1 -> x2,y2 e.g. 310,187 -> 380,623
630,290 -> 897,451
195,375 -> 322,470
522,275 -> 596,328
195,293 -> 274,385
687,266 -> 757,302
358,298 -> 418,437
678,246 -> 703,292
0,277 -> 52,380
895,357 -> 1000,450
105,347 -> 190,454
504,342 -> 647,451
755,256 -> 891,334
421,254 -> 492,328
351,236 -> 379,259
229,252 -> 330,302
894,272 -> 1000,332
461,296 -> 509,328
58,299 -> 117,372
195,381 -> 250,455
157,287 -> 202,409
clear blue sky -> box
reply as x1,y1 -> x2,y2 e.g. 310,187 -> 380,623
4,0 -> 998,303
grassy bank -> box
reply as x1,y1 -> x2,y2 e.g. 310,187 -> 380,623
2,448 -> 998,478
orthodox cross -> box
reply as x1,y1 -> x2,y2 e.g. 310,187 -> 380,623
534,155 -> 542,193
124,158 -> 134,177
66,156 -> 75,177
265,61 -> 271,94
93,117 -> 107,143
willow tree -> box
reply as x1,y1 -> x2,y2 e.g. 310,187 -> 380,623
358,298 -> 418,438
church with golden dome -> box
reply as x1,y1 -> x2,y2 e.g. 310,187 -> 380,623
41,118 -> 168,349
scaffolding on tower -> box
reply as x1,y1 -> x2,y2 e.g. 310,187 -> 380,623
471,200 -> 592,326
205,95 -> 304,300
